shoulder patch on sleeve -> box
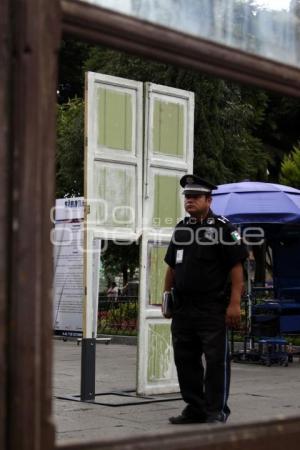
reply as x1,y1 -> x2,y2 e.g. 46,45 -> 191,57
216,215 -> 229,224
230,230 -> 241,242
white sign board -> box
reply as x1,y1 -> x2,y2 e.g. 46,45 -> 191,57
53,221 -> 84,337
53,198 -> 100,338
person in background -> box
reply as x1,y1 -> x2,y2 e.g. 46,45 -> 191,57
107,281 -> 118,301
163,174 -> 248,425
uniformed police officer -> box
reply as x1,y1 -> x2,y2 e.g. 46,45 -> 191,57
163,174 -> 248,425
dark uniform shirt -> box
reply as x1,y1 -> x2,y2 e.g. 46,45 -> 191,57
164,210 -> 248,301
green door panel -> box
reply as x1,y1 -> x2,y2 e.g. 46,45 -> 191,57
147,323 -> 172,382
98,87 -> 132,151
149,246 -> 167,305
153,99 -> 184,157
153,174 -> 181,227
94,164 -> 135,228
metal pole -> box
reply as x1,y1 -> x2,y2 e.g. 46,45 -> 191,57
80,338 -> 96,401
246,251 -> 253,350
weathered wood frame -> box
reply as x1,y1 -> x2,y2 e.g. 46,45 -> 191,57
61,0 -> 300,98
1,1 -> 300,450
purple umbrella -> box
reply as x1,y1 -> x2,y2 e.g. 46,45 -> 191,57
212,181 -> 300,225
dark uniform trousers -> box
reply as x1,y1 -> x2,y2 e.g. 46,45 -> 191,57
171,297 -> 231,422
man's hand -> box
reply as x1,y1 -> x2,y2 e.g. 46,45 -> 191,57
227,262 -> 244,329
225,303 -> 241,329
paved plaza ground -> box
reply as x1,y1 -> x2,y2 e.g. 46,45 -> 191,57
53,339 -> 300,445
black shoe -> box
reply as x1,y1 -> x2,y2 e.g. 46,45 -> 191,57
206,414 -> 227,424
205,418 -> 224,424
169,413 -> 206,425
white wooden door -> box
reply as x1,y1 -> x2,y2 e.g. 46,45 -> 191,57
137,83 -> 194,394
84,72 -> 143,337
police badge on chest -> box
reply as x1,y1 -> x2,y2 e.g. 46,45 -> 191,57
204,227 -> 216,242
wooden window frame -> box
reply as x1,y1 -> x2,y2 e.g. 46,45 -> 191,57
1,1 -> 300,450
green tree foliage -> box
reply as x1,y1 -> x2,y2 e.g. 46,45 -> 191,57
101,241 -> 139,286
255,94 -> 300,182
193,81 -> 269,183
56,98 -> 84,197
279,146 -> 300,188
58,40 -> 91,103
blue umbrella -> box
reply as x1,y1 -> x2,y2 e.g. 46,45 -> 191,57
212,181 -> 300,225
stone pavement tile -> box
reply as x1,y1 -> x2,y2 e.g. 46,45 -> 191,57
53,340 -> 300,443
54,396 -> 184,443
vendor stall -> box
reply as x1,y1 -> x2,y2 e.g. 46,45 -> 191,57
212,181 -> 300,365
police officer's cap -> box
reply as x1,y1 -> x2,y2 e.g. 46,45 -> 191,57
180,174 -> 218,195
